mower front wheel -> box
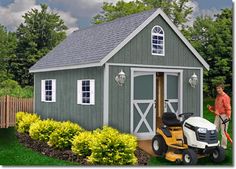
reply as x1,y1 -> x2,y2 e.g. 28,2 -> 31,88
152,135 -> 168,156
210,146 -> 225,163
182,149 -> 198,165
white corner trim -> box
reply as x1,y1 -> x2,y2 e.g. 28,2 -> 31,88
29,62 -> 101,73
103,64 -> 109,125
100,9 -> 209,70
200,68 -> 203,117
33,74 -> 35,113
130,69 -> 134,134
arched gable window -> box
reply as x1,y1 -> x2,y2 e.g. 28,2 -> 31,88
152,26 -> 164,56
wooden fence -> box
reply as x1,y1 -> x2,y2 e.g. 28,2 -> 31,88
0,96 -> 33,128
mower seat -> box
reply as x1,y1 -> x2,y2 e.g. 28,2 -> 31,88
162,112 -> 182,127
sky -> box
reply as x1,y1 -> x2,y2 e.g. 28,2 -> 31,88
0,0 -> 233,34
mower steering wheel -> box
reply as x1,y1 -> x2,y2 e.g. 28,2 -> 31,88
178,112 -> 194,120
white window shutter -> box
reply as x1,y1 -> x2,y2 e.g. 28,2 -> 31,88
52,80 -> 56,102
90,80 -> 95,105
77,80 -> 82,104
41,80 -> 45,102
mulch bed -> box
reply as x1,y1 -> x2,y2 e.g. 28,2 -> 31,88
16,132 -> 150,165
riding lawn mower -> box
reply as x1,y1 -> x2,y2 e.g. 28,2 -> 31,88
152,112 -> 226,165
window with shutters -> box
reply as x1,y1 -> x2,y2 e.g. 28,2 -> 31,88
77,79 -> 95,105
41,79 -> 56,102
151,25 -> 164,56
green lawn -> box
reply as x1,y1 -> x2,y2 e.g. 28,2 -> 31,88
0,127 -> 78,166
0,99 -> 233,166
149,98 -> 233,166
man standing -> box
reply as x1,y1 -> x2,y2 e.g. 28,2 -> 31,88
207,83 -> 231,149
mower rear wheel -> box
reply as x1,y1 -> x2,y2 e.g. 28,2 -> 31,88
152,135 -> 168,156
210,146 -> 225,163
182,149 -> 198,165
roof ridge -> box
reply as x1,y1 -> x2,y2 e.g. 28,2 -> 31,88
73,8 -> 157,33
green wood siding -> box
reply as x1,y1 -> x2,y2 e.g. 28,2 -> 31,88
108,65 -> 201,132
34,67 -> 104,130
182,69 -> 201,115
108,66 -> 131,133
107,15 -> 204,133
108,15 -> 203,68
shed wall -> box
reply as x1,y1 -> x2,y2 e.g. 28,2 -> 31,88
108,15 -> 203,68
108,65 -> 201,133
34,67 -> 104,130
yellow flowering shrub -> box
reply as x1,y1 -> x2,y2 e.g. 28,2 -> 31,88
71,131 -> 94,157
48,121 -> 84,149
16,112 -> 40,133
87,126 -> 138,165
16,111 -> 27,129
29,119 -> 61,142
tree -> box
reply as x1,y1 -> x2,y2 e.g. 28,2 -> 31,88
92,0 -> 151,24
92,0 -> 193,29
11,4 -> 67,86
186,8 -> 232,97
0,25 -> 16,82
171,0 -> 193,29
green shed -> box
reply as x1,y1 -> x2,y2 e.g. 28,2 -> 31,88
29,8 -> 209,140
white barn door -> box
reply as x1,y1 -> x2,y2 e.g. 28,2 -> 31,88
164,73 -> 180,114
131,72 -> 156,139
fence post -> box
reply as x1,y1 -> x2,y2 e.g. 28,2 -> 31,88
5,95 -> 9,128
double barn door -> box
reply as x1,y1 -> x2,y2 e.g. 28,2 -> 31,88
131,71 -> 180,139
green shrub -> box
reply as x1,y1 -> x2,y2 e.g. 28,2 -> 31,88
29,119 -> 60,142
71,131 -> 94,157
87,126 -> 137,165
17,112 -> 40,134
48,121 -> 84,149
0,79 -> 33,98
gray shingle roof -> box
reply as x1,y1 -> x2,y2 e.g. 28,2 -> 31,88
30,9 -> 156,71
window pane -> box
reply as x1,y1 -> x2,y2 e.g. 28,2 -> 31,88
152,35 -> 158,40
85,86 -> 90,91
157,49 -> 163,54
157,45 -> 163,49
46,80 -> 52,86
157,40 -> 163,44
45,85 -> 52,90
152,40 -> 158,44
153,45 -> 158,49
153,26 -> 161,33
83,92 -> 90,97
86,92 -> 90,97
46,95 -> 52,101
46,91 -> 52,96
158,36 -> 163,40
82,98 -> 90,103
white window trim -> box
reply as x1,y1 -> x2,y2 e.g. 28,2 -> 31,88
41,79 -> 56,103
77,79 -> 95,105
151,25 -> 165,56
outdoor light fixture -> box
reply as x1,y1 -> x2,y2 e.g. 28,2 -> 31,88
115,69 -> 126,86
189,72 -> 198,88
